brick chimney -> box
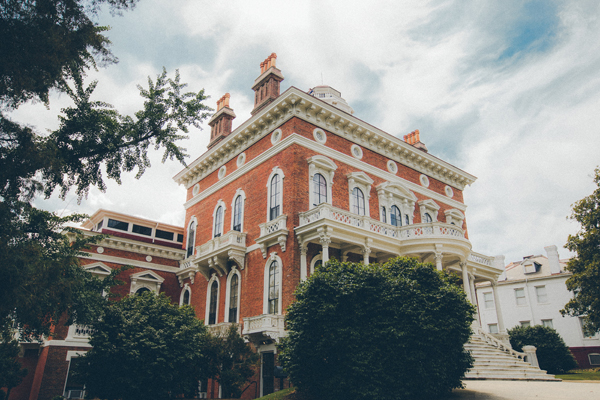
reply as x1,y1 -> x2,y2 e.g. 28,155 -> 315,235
251,53 -> 284,115
207,93 -> 236,149
403,129 -> 428,152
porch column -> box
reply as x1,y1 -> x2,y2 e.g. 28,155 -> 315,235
299,242 -> 308,281
362,238 -> 372,265
434,251 -> 443,271
491,280 -> 506,333
461,262 -> 472,303
469,271 -> 477,304
320,237 -> 330,263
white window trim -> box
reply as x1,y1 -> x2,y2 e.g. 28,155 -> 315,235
263,253 -> 283,315
348,171 -> 374,217
130,270 -> 164,294
589,353 -> 600,365
230,189 -> 247,232
535,285 -> 548,304
63,351 -> 88,399
515,287 -> 527,306
308,155 -> 337,209
224,268 -> 241,323
376,182 -> 417,225
483,292 -> 495,309
310,253 -> 323,275
179,284 -> 191,306
488,323 -> 499,334
418,199 -> 440,223
186,216 -> 198,258
205,274 -> 220,325
212,200 -> 226,238
266,167 -> 285,221
444,208 -> 465,226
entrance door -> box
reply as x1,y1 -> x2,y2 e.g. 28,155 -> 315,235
262,352 -> 275,396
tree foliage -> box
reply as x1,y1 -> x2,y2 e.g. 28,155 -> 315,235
0,325 -> 28,400
0,0 -> 212,338
562,167 -> 600,334
209,324 -> 259,399
508,325 -> 577,374
76,293 -> 215,400
279,257 -> 475,400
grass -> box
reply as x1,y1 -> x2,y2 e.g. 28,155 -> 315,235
256,387 -> 295,400
555,369 -> 600,380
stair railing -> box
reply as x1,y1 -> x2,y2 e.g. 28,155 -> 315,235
474,326 -> 527,361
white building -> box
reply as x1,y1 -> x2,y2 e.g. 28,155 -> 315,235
476,245 -> 600,368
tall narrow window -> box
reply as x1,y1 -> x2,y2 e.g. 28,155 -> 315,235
352,187 -> 365,216
229,274 -> 239,322
423,213 -> 432,223
515,288 -> 526,306
483,292 -> 494,309
535,286 -> 548,303
186,220 -> 196,258
233,195 -> 242,232
405,215 -> 410,225
208,281 -> 218,325
214,206 -> 223,237
381,207 -> 387,223
390,205 -> 402,227
313,173 -> 327,206
182,289 -> 190,305
268,261 -> 279,314
270,175 -> 281,220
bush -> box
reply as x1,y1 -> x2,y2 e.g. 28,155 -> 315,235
508,325 -> 577,374
279,257 -> 475,400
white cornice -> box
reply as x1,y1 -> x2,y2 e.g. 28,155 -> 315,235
81,253 -> 181,273
183,134 -> 468,212
174,87 -> 477,190
79,231 -> 186,261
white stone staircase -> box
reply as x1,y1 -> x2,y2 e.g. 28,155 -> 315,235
464,331 -> 560,381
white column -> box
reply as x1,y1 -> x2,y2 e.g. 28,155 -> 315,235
461,262 -> 472,303
300,242 -> 308,281
491,280 -> 506,333
434,251 -> 443,271
320,237 -> 330,263
362,247 -> 371,265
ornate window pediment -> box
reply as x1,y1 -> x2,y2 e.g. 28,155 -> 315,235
376,182 -> 417,225
348,171 -> 374,217
418,199 -> 440,223
83,262 -> 112,278
444,208 -> 465,227
130,270 -> 165,294
308,155 -> 337,209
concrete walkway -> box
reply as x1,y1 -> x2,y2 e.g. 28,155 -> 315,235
442,380 -> 600,399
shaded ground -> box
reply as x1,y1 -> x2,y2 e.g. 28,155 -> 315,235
443,380 -> 600,400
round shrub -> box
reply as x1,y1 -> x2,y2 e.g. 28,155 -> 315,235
508,325 -> 577,374
279,257 -> 475,400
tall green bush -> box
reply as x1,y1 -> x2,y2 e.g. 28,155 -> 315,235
279,257 -> 475,400
508,325 -> 577,373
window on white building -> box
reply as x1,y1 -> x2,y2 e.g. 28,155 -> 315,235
488,323 -> 499,334
483,292 -> 494,309
515,288 -> 526,306
520,321 -> 531,328
580,317 -> 598,339
589,353 -> 600,365
541,319 -> 553,329
535,285 -> 548,303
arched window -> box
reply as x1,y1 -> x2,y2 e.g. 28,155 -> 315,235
214,206 -> 223,237
228,274 -> 239,323
186,220 -> 196,258
270,175 -> 281,220
136,287 -> 150,295
423,213 -> 433,223
208,281 -> 218,325
381,206 -> 387,223
405,215 -> 410,226
233,195 -> 243,231
313,173 -> 327,206
182,289 -> 190,305
268,261 -> 279,314
352,187 -> 365,216
390,205 -> 402,227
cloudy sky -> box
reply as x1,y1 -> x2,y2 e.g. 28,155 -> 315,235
10,0 -> 600,264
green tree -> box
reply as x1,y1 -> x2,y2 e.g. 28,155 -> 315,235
76,292 -> 215,400
0,323 -> 28,400
561,167 -> 600,334
508,325 -> 577,374
0,0 -> 211,339
279,257 -> 475,400
209,324 -> 259,399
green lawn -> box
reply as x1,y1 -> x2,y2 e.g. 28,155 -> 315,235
257,387 -> 295,400
555,369 -> 600,380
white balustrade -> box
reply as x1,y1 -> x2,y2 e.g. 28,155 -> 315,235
468,252 -> 493,266
259,215 -> 287,237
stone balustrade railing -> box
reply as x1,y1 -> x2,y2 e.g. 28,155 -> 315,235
206,322 -> 241,337
474,326 -> 526,361
242,314 -> 285,336
299,203 -> 465,241
468,252 -> 493,266
259,215 -> 287,237
197,230 -> 246,255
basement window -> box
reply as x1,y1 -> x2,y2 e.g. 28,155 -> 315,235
589,354 -> 600,365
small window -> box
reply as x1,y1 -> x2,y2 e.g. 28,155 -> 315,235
390,205 -> 402,227
132,224 -> 152,236
515,288 -> 526,306
64,357 -> 86,399
352,187 -> 365,216
423,213 -> 432,223
580,317 -> 597,339
483,292 -> 494,309
107,218 -> 128,231
381,207 -> 387,223
270,174 -> 281,221
520,320 -> 531,328
233,195 -> 243,232
155,229 -> 174,241
268,261 -> 279,314
229,274 -> 239,323
542,319 -> 553,329
488,323 -> 499,334
589,353 -> 600,365
177,233 -> 184,243
95,220 -> 103,231
182,289 -> 190,305
208,281 -> 218,325
405,215 -> 410,226
535,286 -> 548,303
187,221 -> 196,258
214,206 -> 223,238
313,173 -> 327,206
